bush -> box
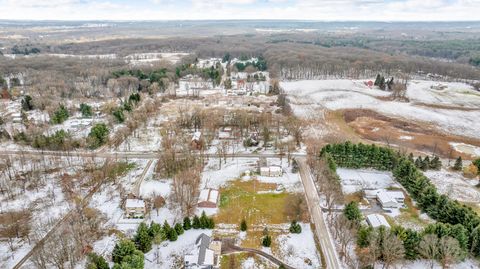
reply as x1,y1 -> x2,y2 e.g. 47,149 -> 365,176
262,235 -> 272,247
183,217 -> 192,230
51,105 -> 69,124
344,201 -> 362,224
87,123 -> 109,149
80,103 -> 93,117
289,220 -> 302,234
240,219 -> 247,232
86,252 -> 109,269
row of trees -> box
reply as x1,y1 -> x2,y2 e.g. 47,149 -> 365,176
87,212 -> 215,269
321,142 -> 480,259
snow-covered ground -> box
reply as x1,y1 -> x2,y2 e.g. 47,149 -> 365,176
336,168 -> 399,194
282,79 -> 480,140
144,229 -> 212,269
424,169 -> 480,203
114,114 -> 167,152
277,223 -> 322,269
450,142 -> 480,158
201,157 -> 303,191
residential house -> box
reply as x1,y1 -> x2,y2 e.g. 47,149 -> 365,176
185,233 -> 221,269
125,198 -> 146,218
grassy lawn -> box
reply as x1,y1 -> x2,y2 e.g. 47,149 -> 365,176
216,179 -> 291,225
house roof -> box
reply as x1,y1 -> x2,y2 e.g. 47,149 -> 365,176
195,233 -> 212,265
125,199 -> 145,208
376,190 -> 398,206
366,214 -> 390,228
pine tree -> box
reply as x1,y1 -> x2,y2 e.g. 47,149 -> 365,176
169,227 -> 178,241
112,239 -> 137,264
183,217 -> 192,230
357,226 -> 372,248
414,157 -> 422,168
174,223 -> 184,235
408,153 -> 414,163
453,157 -> 463,171
192,215 -> 201,229
289,220 -> 302,234
200,211 -> 208,229
207,218 -> 215,229
149,222 -> 162,237
87,253 -> 109,269
430,156 -> 442,170
344,201 -> 362,224
134,222 -> 152,253
240,219 -> 247,231
420,157 -> 429,171
262,235 -> 272,247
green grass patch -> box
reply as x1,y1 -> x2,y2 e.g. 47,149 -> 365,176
216,179 -> 290,225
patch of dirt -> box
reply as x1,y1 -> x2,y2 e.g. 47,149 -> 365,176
341,109 -> 480,160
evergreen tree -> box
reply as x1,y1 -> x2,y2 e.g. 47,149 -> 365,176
192,215 -> 201,229
80,103 -> 93,117
200,211 -> 208,229
87,123 -> 109,149
51,104 -> 69,124
262,235 -> 272,247
453,157 -> 463,171
183,216 -> 192,230
169,227 -> 178,241
86,252 -> 109,269
21,95 -> 34,111
112,239 -> 137,264
149,222 -> 162,237
174,223 -> 184,235
344,201 -> 362,224
289,220 -> 302,234
207,217 -> 215,229
134,222 -> 152,253
408,153 -> 414,163
356,225 -> 373,248
430,156 -> 442,170
240,219 -> 247,232
420,157 -> 429,171
414,156 -> 422,168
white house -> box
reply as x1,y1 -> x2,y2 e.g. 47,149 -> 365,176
366,189 -> 406,210
185,233 -> 221,269
125,198 -> 146,218
366,214 -> 390,228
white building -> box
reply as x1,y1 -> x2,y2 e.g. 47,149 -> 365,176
376,191 -> 400,210
366,214 -> 390,228
185,233 -> 221,269
365,189 -> 406,210
125,198 -> 146,218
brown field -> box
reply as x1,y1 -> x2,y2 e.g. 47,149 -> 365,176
339,109 -> 480,160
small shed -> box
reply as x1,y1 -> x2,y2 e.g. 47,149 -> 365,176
376,190 -> 400,209
259,166 -> 283,177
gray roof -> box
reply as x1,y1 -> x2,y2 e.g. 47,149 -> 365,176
195,233 -> 211,265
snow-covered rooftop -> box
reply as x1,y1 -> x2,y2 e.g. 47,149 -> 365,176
366,214 -> 390,228
125,198 -> 145,208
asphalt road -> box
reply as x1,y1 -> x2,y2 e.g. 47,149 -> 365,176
0,149 -> 307,159
297,157 -> 342,269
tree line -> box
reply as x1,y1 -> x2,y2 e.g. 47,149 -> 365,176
320,142 -> 480,260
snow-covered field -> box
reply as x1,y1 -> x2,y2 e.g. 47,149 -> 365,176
277,223 -> 322,269
144,229 -> 212,269
201,157 -> 303,191
424,169 -> 480,203
114,114 -> 167,152
450,142 -> 480,158
336,168 -> 399,194
282,79 -> 480,139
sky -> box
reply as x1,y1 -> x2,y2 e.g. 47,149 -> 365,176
0,0 -> 479,21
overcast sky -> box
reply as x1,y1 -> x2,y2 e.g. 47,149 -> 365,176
0,0 -> 478,21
